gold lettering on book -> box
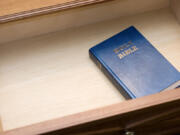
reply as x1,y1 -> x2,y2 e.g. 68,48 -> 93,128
114,41 -> 132,54
118,46 -> 138,59
113,41 -> 139,59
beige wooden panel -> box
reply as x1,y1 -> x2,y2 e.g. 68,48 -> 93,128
0,0 -> 97,16
0,8 -> 179,131
0,0 -> 169,44
0,0 -> 108,23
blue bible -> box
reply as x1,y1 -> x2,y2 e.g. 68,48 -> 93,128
89,26 -> 180,99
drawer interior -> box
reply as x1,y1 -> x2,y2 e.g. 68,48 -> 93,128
0,0 -> 180,132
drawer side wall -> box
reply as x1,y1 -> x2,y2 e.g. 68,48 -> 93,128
0,0 -> 169,44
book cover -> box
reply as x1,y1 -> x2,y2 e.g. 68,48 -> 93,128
89,26 -> 180,99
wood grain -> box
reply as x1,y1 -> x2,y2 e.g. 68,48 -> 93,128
0,1 -> 179,134
1,88 -> 180,135
0,0 -> 169,44
0,8 -> 179,132
0,0 -> 74,16
0,0 -> 109,23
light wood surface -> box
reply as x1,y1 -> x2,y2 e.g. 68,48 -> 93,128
0,0 -> 169,44
0,0 -> 109,23
0,0 -> 74,16
0,7 -> 180,132
2,88 -> 180,135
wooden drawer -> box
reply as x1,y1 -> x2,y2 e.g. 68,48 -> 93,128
0,0 -> 180,134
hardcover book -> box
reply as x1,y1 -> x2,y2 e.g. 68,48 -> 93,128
89,26 -> 180,99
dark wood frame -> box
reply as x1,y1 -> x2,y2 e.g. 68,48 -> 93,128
1,88 -> 180,135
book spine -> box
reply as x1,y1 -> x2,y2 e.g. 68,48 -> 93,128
89,49 -> 132,99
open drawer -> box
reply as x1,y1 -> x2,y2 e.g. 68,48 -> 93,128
0,0 -> 180,134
